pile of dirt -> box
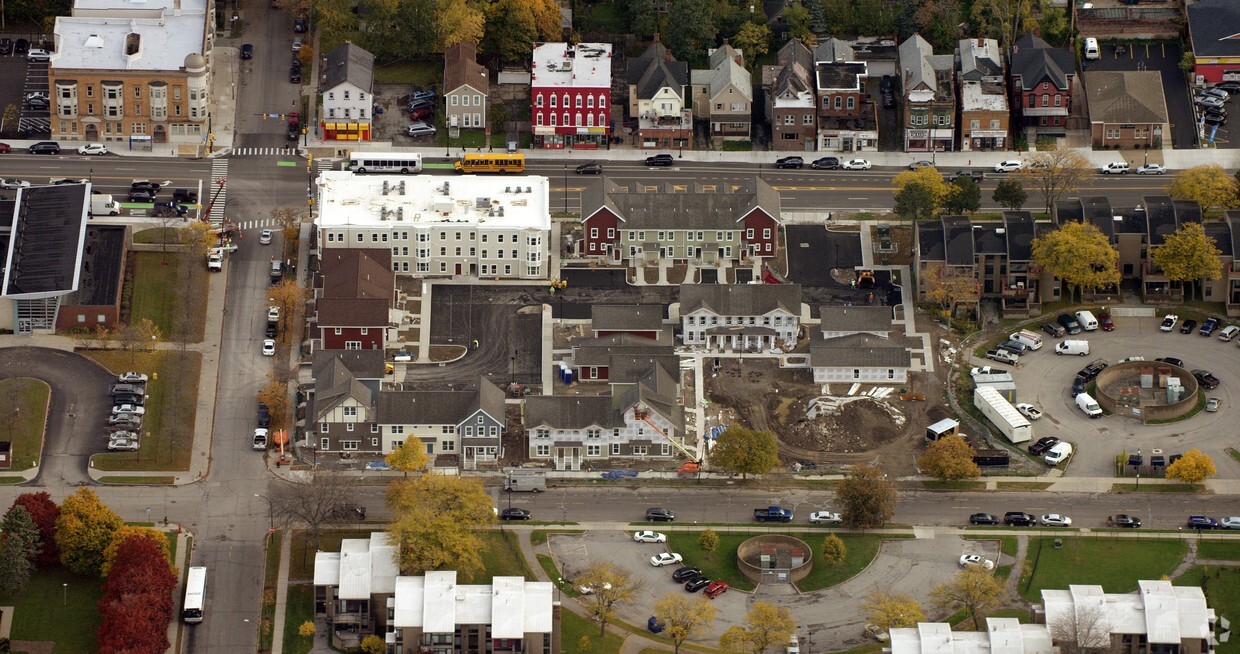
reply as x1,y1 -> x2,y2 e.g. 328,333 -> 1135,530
783,396 -> 907,453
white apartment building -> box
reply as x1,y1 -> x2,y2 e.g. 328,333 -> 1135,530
678,283 -> 801,350
315,172 -> 551,280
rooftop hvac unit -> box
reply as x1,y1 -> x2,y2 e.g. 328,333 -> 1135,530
396,207 -> 404,221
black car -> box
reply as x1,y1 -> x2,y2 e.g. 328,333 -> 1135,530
1187,515 -> 1217,530
111,394 -> 145,406
1179,319 -> 1197,334
775,156 -> 804,169
128,190 -> 156,203
968,513 -> 999,525
645,507 -> 675,522
575,163 -> 603,175
671,566 -> 702,583
257,402 -> 271,427
998,340 -> 1028,355
1192,369 -> 1220,389
1216,81 -> 1240,94
1029,436 -> 1060,456
1057,313 -> 1082,334
1200,317 -> 1221,336
151,202 -> 187,218
27,141 -> 60,155
1205,113 -> 1227,126
240,43 -> 253,59
1107,514 -> 1142,528
14,38 -> 29,54
265,321 -> 278,338
294,16 -> 308,32
880,75 -> 894,93
811,156 -> 840,170
881,92 -> 895,108
500,508 -> 531,521
645,154 -> 674,167
1155,356 -> 1184,368
684,578 -> 710,593
0,38 -> 11,55
1076,360 -> 1108,383
131,181 -> 162,194
1004,511 -> 1036,526
25,97 -> 48,110
290,67 -> 302,83
173,188 -> 198,204
1071,377 -> 1086,397
1041,322 -> 1066,337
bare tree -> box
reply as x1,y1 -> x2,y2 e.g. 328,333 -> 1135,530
268,473 -> 356,546
1018,148 -> 1092,214
575,561 -> 644,636
270,206 -> 303,243
1049,604 -> 1111,654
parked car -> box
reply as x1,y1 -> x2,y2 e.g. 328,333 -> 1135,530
948,169 -> 985,183
0,38 -> 11,55
645,507 -> 675,522
289,67 -> 301,83
406,122 -> 436,137
998,340 -> 1029,355
650,552 -> 684,567
841,158 -> 872,170
27,48 -> 51,62
576,581 -> 611,595
1044,442 -> 1074,465
77,143 -> 108,156
108,437 -> 140,451
291,37 -> 303,52
908,160 -> 933,170
968,513 -> 999,525
775,156 -> 804,169
703,581 -> 729,598
1040,513 -> 1072,527
1041,322 -> 1066,337
1135,164 -> 1166,175
984,349 -> 1018,365
959,554 -> 995,569
1029,436 -> 1060,456
1180,319 -> 1198,334
499,508 -> 531,520
1154,356 -> 1184,368
1209,114 -> 1231,126
1107,514 -> 1142,528
1098,311 -> 1114,331
1219,517 -> 1240,530
14,39 -> 29,54
1192,369 -> 1220,389
575,163 -> 603,175
1099,162 -> 1130,174
1015,403 -> 1043,420
645,154 -> 674,167
407,107 -> 432,122
1202,87 -> 1230,101
671,566 -> 702,583
128,190 -> 156,203
1187,515 -> 1217,530
27,142 -> 61,155
1057,313 -> 1082,334
1195,95 -> 1225,109
240,43 -> 253,59
809,511 -> 842,524
1159,314 -> 1179,331
117,372 -> 148,383
811,156 -> 840,170
647,617 -> 665,634
259,229 -> 273,245
257,403 -> 271,427
111,404 -> 146,415
1199,317 -> 1221,336
262,339 -> 276,356
684,577 -> 710,592
1206,397 -> 1222,413
633,531 -> 667,543
993,160 -> 1024,173
0,178 -> 30,190
0,143 -> 10,154
1004,512 -> 1036,526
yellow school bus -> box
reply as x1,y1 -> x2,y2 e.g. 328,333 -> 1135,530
453,153 -> 526,174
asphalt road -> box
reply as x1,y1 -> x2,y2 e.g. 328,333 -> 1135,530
234,0 -> 304,150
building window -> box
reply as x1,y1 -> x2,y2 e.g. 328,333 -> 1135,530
633,445 -> 647,456
320,422 -> 329,433
536,444 -> 550,456
610,443 -> 621,455
587,444 -> 601,456
346,423 -> 354,432
342,440 -> 359,450
321,437 -> 330,450
441,440 -> 455,451
846,97 -> 855,110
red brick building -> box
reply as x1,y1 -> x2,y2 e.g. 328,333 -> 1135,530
312,249 -> 394,351
1009,33 -> 1074,140
531,42 -> 613,149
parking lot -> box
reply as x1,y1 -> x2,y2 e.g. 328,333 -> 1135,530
1085,42 -> 1199,149
988,313 -> 1240,478
549,530 -> 998,647
0,41 -> 51,137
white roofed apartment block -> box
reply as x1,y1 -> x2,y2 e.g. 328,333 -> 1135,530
888,618 -> 1054,654
314,172 -> 551,280
1037,580 -> 1216,654
50,0 -> 213,146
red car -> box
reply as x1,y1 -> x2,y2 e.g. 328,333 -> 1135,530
408,108 -> 433,121
703,581 -> 728,599
0,142 -> 10,153
1099,311 -> 1114,331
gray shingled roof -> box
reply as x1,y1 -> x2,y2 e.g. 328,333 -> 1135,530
899,34 -> 952,94
573,334 -> 674,367
1085,71 -> 1168,125
627,40 -> 689,101
696,44 -> 752,102
524,395 -> 624,430
958,38 -> 1002,81
312,350 -> 386,381
918,220 -> 946,261
943,216 -> 975,266
810,334 -> 911,368
581,179 -> 781,231
1204,221 -> 1232,257
607,354 -> 680,385
592,304 -> 664,332
813,38 -> 854,63
313,357 -> 377,420
322,43 -> 374,93
680,283 -> 801,316
818,306 -> 893,333
375,378 -> 503,426
1010,33 -> 1073,91
1081,197 -> 1115,239
1004,212 -> 1035,261
614,363 -> 684,432
1188,0 -> 1240,58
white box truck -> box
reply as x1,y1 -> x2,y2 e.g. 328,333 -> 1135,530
973,386 -> 1032,444
90,194 -> 120,216
504,469 -> 546,492
1010,330 -> 1044,351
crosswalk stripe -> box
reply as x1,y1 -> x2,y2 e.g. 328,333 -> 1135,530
207,159 -> 228,225
228,147 -> 301,157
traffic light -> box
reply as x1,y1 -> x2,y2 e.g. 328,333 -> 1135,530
307,153 -> 313,173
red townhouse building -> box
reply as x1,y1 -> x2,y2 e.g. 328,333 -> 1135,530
312,249 -> 394,351
1009,33 -> 1074,140
531,42 -> 613,149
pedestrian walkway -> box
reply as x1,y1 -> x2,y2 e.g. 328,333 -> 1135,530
270,532 -> 294,654
207,159 -> 229,227
227,147 -> 303,157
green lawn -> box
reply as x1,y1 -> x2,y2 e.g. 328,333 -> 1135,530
665,531 -> 889,593
561,607 -> 625,654
282,584 -> 316,654
1020,537 -> 1187,601
0,566 -> 103,651
1196,540 -> 1240,560
373,60 -> 441,86
1176,567 -> 1240,654
289,529 -> 373,579
133,227 -> 181,245
462,530 -> 535,583
129,251 -> 207,342
0,378 -> 50,470
83,349 -> 202,471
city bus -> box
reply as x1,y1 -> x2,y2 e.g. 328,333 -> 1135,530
347,151 -> 423,174
182,566 -> 207,623
453,153 -> 526,174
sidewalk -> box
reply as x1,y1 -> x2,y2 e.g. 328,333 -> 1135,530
269,531 -> 294,654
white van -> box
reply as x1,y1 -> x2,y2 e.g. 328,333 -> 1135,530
1055,339 -> 1090,356
1044,442 -> 1074,465
1075,310 -> 1099,331
1084,38 -> 1100,60
1219,325 -> 1240,342
1010,330 -> 1044,351
1076,392 -> 1102,418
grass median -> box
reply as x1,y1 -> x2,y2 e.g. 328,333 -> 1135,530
1019,536 -> 1186,601
665,531 -> 891,592
0,377 -> 50,471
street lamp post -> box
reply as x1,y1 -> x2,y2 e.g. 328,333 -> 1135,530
63,583 -> 68,606
563,164 -> 568,214
254,493 -> 274,531
510,349 -> 519,387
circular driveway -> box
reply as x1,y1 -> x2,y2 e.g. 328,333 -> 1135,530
0,346 -> 115,485
998,315 -> 1240,478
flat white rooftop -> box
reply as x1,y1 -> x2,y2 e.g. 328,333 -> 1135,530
53,6 -> 206,71
532,42 -> 612,89
315,172 -> 551,232
961,80 -> 1009,112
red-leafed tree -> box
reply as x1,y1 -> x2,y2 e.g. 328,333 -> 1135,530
97,535 -> 176,654
12,491 -> 60,566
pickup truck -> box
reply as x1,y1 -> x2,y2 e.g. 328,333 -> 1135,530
985,349 -> 1018,365
753,506 -> 794,523
947,169 -> 985,183
207,250 -> 223,272
253,428 -> 269,450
